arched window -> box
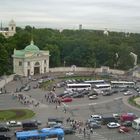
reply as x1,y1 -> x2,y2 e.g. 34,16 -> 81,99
34,62 -> 40,66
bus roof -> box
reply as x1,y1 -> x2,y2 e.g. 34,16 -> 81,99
111,81 -> 135,84
16,128 -> 64,138
67,83 -> 91,86
84,80 -> 105,83
95,84 -> 111,87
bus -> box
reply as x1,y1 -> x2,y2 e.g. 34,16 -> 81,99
84,80 -> 105,85
110,81 -> 135,88
66,83 -> 91,91
16,128 -> 64,140
94,84 -> 111,91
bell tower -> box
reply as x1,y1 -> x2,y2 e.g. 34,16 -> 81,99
8,19 -> 16,36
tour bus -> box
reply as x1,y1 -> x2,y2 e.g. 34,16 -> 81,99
110,81 -> 135,88
16,128 -> 64,140
66,83 -> 91,91
94,84 -> 111,91
84,80 -> 105,85
132,118 -> 140,130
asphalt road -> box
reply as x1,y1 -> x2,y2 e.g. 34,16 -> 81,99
1,76 -> 140,140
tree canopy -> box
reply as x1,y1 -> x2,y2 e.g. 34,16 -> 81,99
0,26 -> 140,76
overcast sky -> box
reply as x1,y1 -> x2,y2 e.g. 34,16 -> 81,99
1,0 -> 140,32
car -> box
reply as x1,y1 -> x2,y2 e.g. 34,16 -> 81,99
86,118 -> 100,125
0,125 -> 10,132
118,126 -> 130,133
23,85 -> 30,91
91,115 -> 102,121
89,95 -> 98,100
72,93 -> 84,98
87,92 -> 98,97
0,134 -> 11,140
31,119 -> 42,125
113,113 -> 120,120
102,92 -> 112,96
107,122 -> 120,128
61,97 -> 73,102
121,121 -> 132,127
89,122 -> 101,129
123,91 -> 132,96
6,120 -> 22,127
66,72 -> 74,76
38,79 -> 44,84
120,88 -> 128,92
64,127 -> 76,134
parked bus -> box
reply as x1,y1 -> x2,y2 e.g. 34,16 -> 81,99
16,128 -> 64,140
94,84 -> 111,91
110,81 -> 135,88
84,80 -> 105,85
66,83 -> 91,91
132,118 -> 140,130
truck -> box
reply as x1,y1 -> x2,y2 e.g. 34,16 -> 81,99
132,118 -> 140,130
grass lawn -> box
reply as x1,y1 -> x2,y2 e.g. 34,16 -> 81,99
0,109 -> 35,121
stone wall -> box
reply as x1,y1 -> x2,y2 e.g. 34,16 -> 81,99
0,74 -> 15,89
49,67 -> 125,75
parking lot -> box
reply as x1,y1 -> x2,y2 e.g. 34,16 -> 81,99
1,76 -> 140,140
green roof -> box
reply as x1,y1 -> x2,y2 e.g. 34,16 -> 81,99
13,50 -> 25,57
24,40 -> 39,52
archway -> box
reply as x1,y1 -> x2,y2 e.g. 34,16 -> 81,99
34,62 -> 40,75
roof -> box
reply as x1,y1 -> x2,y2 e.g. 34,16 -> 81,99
24,40 -> 39,52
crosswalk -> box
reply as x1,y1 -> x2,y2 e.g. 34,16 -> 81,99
75,131 -> 107,140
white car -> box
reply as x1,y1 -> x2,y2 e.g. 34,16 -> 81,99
38,79 -> 44,84
123,91 -> 132,96
89,95 -> 98,100
66,72 -> 74,76
107,122 -> 120,128
6,120 -> 22,127
91,115 -> 102,121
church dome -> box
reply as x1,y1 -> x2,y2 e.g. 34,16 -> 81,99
9,19 -> 16,26
24,40 -> 40,52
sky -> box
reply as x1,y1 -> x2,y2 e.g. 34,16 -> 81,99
1,0 -> 140,33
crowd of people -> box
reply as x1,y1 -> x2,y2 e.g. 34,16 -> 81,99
12,93 -> 40,107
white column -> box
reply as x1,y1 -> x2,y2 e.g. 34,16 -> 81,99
30,61 -> 34,75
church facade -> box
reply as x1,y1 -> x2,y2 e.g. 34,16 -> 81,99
0,20 -> 16,38
12,40 -> 49,76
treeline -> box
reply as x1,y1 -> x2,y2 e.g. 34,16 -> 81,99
0,25 -> 140,76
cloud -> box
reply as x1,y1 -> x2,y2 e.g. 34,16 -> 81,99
1,0 -> 140,32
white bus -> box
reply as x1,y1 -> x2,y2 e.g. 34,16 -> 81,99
94,84 -> 111,91
66,83 -> 91,91
110,81 -> 135,88
84,80 -> 105,87
132,118 -> 140,130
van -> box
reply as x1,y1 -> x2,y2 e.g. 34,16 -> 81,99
102,115 -> 118,125
120,113 -> 137,122
22,121 -> 38,131
132,118 -> 140,130
48,117 -> 63,124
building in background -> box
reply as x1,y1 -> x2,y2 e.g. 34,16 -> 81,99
0,19 -> 16,38
79,24 -> 82,30
12,40 -> 49,76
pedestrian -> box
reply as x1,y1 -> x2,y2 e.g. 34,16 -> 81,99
56,104 -> 58,109
83,127 -> 86,137
63,106 -> 66,113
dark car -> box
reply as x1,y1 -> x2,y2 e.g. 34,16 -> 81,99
0,126 -> 10,132
89,122 -> 101,129
0,134 -> 11,140
72,93 -> 84,98
48,117 -> 63,124
64,127 -> 76,135
120,88 -> 128,92
121,121 -> 132,127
